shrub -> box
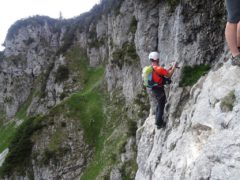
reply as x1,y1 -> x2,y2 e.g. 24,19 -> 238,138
4,96 -> 13,103
40,146 -> 69,166
0,122 -> 16,154
55,65 -> 69,83
112,42 -> 139,68
0,116 -> 44,177
41,148 -> 57,165
92,0 -> 124,17
88,37 -> 106,48
128,16 -> 138,34
120,160 -> 138,180
124,43 -> 138,60
127,120 -> 137,136
75,0 -> 124,34
112,50 -> 124,68
40,62 -> 55,98
179,64 -> 211,87
7,55 -> 24,67
60,92 -> 67,100
167,0 -> 180,12
0,51 -> 4,61
56,26 -> 77,55
6,16 -> 57,40
134,89 -> 150,119
23,37 -> 35,45
220,90 -> 236,112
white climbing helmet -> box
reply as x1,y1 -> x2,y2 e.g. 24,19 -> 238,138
148,51 -> 159,61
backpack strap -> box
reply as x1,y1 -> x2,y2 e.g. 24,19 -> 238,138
151,66 -> 165,78
152,66 -> 172,86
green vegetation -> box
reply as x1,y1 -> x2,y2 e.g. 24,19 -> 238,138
134,88 -> 150,119
55,65 -> 69,83
121,159 -> 138,180
40,127 -> 70,166
15,91 -> 37,120
41,148 -> 57,165
86,0 -> 124,21
0,116 -> 44,177
57,25 -> 77,55
0,122 -> 16,154
112,42 -> 139,69
48,128 -> 66,151
0,44 -> 139,179
49,46 -> 133,179
0,85 -> 39,166
179,64 -> 211,87
7,16 -> 57,40
40,62 -> 55,98
0,51 -> 4,61
128,16 -> 138,34
127,120 -> 137,136
54,0 -> 124,48
74,0 -> 124,34
3,96 -> 13,103
88,36 -> 106,49
80,85 -> 140,179
23,37 -> 35,45
66,67 -> 105,146
167,0 -> 180,12
64,46 -> 95,87
220,90 -> 236,112
6,55 -> 25,67
16,103 -> 29,120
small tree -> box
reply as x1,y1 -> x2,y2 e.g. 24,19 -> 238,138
59,11 -> 63,20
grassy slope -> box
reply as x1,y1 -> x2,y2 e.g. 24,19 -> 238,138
0,46 -> 106,177
63,47 -> 135,179
51,47 -> 133,179
0,122 -> 16,154
0,45 -> 137,179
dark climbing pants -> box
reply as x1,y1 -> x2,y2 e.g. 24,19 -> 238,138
152,87 -> 166,126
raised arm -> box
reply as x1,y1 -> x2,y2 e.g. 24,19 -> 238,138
166,62 -> 177,78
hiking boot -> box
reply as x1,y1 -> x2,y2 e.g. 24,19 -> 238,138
231,54 -> 240,66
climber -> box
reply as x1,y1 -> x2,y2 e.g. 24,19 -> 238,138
149,52 -> 177,129
225,0 -> 240,66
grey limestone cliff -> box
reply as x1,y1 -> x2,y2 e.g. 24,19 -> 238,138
0,0 -> 235,179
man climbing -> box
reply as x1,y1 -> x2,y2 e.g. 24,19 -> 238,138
225,0 -> 240,65
148,52 -> 177,129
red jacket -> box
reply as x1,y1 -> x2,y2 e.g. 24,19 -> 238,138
152,65 -> 169,85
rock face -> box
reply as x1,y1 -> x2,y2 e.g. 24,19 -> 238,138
0,0 -> 225,119
0,0 -> 233,179
0,17 -> 62,118
31,114 -> 92,180
136,61 -> 240,180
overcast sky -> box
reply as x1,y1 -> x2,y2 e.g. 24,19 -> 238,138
0,0 -> 100,51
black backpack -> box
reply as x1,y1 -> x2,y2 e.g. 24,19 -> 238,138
152,67 -> 172,86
